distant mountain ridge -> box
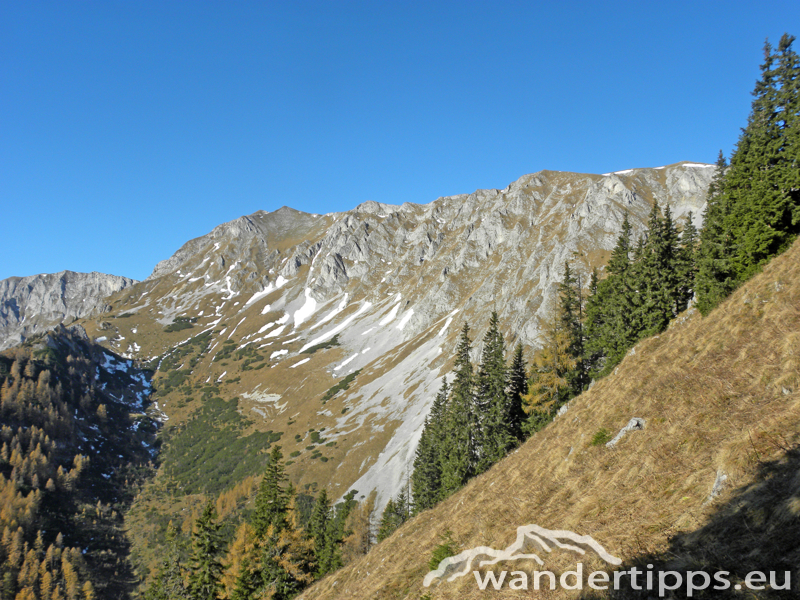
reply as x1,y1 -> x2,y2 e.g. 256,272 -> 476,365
0,270 -> 136,350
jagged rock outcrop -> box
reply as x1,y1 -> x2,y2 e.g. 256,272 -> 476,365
0,270 -> 135,349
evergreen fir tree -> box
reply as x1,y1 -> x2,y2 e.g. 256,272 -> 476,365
376,490 -> 410,542
506,343 -> 527,442
582,268 -> 604,378
411,379 -> 448,513
636,202 -> 680,337
557,262 -> 587,395
475,311 -> 513,472
587,213 -> 640,375
229,555 -> 259,600
257,494 -> 314,599
675,211 -> 699,312
188,501 -> 223,600
376,499 -> 397,542
307,489 -> 335,577
695,35 -> 800,313
728,35 -> 800,280
252,446 -> 289,539
439,323 -> 478,496
695,151 -> 736,314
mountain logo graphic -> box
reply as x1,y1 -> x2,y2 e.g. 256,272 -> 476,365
423,524 -> 622,587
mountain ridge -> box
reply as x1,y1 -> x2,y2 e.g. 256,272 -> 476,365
0,269 -> 136,350
65,161 -> 714,513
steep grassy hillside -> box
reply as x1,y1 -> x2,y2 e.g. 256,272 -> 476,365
298,238 -> 800,599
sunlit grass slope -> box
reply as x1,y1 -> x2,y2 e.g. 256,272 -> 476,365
299,237 -> 800,600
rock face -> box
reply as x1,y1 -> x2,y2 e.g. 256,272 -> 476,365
79,162 -> 715,511
0,271 -> 136,350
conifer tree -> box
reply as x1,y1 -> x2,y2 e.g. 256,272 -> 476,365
411,379 -> 448,513
475,312 -> 513,472
225,524 -> 258,600
695,151 -> 735,314
376,490 -> 409,542
583,213 -> 639,376
675,211 -> 699,313
188,501 -> 223,600
636,202 -> 680,337
523,304 -> 575,435
506,343 -> 527,442
582,268 -> 604,377
257,494 -> 314,599
252,446 -> 288,539
439,323 -> 478,496
145,522 -> 189,600
697,35 -> 800,314
557,262 -> 587,395
727,35 -> 800,280
376,499 -> 398,543
307,489 -> 332,577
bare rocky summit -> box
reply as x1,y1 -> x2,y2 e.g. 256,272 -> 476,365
0,270 -> 136,350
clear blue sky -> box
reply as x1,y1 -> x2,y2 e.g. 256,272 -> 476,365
2,1 -> 797,281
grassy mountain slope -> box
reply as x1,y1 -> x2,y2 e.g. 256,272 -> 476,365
298,237 -> 800,599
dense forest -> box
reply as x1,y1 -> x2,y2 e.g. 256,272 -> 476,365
0,326 -> 158,600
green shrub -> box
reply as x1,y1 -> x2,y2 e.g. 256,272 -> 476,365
164,317 -> 197,333
429,530 -> 458,570
591,428 -> 613,446
321,370 -> 361,403
160,396 -> 283,494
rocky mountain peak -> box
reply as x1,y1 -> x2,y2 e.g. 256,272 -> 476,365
0,270 -> 136,350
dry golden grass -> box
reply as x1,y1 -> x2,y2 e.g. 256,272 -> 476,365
297,238 -> 800,600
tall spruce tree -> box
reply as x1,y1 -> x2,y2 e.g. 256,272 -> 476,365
377,490 -> 410,542
557,262 -> 587,395
411,379 -> 448,513
145,522 -> 190,600
307,489 -> 332,577
439,323 -> 478,496
592,212 -> 639,374
506,343 -> 527,442
188,501 -> 223,600
675,211 -> 699,313
252,446 -> 289,539
695,151 -> 736,314
475,312 -> 513,472
257,493 -> 314,600
697,35 -> 800,314
636,202 -> 680,337
728,35 -> 800,279
582,268 -> 604,378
